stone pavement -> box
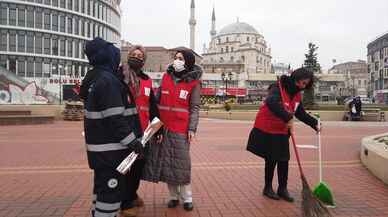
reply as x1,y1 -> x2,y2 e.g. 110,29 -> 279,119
1,119 -> 388,217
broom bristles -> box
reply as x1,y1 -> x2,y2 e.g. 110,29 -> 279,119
301,176 -> 332,217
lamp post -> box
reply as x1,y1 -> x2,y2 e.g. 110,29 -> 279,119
221,71 -> 233,102
59,65 -> 63,104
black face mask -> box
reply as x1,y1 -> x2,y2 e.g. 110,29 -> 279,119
128,57 -> 144,71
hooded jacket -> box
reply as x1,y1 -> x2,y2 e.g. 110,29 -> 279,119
82,39 -> 143,169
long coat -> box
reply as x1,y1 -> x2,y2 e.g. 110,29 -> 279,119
246,76 -> 318,161
142,64 -> 202,185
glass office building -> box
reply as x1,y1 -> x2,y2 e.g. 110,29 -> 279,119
0,0 -> 121,102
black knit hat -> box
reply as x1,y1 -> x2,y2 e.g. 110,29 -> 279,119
177,49 -> 195,71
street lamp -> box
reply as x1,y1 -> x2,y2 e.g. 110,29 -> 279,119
221,71 -> 233,102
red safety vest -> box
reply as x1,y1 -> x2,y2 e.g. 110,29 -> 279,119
134,78 -> 152,132
254,83 -> 301,135
159,73 -> 200,134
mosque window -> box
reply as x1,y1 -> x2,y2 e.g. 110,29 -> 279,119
226,46 -> 229,53
218,38 -> 221,44
221,48 -> 223,53
226,37 -> 229,42
247,37 -> 250,42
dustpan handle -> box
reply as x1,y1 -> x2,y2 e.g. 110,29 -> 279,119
318,117 -> 322,182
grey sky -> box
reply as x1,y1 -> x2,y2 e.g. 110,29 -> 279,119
120,0 -> 388,70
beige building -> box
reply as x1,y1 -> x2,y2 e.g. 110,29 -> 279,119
329,60 -> 369,97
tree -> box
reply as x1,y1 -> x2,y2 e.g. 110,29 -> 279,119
303,43 -> 321,108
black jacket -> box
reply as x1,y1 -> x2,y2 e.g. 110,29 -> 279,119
82,42 -> 142,169
266,75 -> 318,130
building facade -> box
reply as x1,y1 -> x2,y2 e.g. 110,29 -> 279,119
328,60 -> 369,97
368,32 -> 388,104
0,0 -> 121,104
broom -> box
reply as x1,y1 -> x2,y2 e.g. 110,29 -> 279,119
277,80 -> 332,217
290,133 -> 332,217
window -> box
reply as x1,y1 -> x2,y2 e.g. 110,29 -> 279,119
226,46 -> 229,53
9,33 -> 16,52
36,0 -> 43,3
87,0 -> 91,15
44,13 -> 50,30
36,11 -> 43,29
52,63 -> 58,75
221,48 -> 223,53
247,37 -> 250,42
52,0 -> 58,7
226,37 -> 229,42
35,61 -> 43,77
74,41 -> 79,58
44,0 -> 51,5
81,0 -> 85,13
35,36 -> 43,54
52,38 -> 58,55
27,60 -> 34,77
0,6 -> 7,25
67,17 -> 73,34
44,37 -> 50,55
60,39 -> 65,56
52,14 -> 58,31
73,18 -> 79,35
26,10 -> 34,28
231,47 -> 234,52
0,32 -> 7,51
74,0 -> 79,12
9,58 -> 16,74
18,9 -> 25,27
18,60 -> 25,77
68,0 -> 73,10
60,0 -> 66,8
18,34 -> 26,52
80,19 -> 84,36
43,62 -> 50,77
87,22 -> 91,37
9,9 -> 16,26
60,16 -> 65,32
27,35 -> 34,53
68,40 -> 72,57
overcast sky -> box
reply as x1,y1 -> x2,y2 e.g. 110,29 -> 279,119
120,0 -> 388,70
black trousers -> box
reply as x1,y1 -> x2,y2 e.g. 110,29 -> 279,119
91,169 -> 126,217
121,158 -> 145,209
91,159 -> 145,217
264,159 -> 289,191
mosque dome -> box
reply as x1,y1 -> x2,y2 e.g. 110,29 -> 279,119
217,21 -> 259,36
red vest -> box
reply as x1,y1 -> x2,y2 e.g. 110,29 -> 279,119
254,83 -> 301,135
159,73 -> 200,134
135,78 -> 152,132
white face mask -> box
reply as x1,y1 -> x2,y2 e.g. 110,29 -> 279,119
173,59 -> 185,72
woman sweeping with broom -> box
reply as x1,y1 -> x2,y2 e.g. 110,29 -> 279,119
247,67 -> 319,202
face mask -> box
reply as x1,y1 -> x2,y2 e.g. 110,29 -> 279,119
173,59 -> 185,72
128,57 -> 144,71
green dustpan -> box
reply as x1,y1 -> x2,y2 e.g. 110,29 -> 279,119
313,181 -> 335,207
312,114 -> 336,208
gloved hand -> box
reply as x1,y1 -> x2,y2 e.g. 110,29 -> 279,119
130,139 -> 144,155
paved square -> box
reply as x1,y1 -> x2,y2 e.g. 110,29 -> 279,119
1,119 -> 388,217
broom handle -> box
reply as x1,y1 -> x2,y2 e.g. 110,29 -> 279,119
290,132 -> 306,178
277,80 -> 306,178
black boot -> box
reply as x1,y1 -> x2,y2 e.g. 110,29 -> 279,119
183,202 -> 193,211
277,161 -> 293,202
167,199 -> 179,208
263,186 -> 280,200
263,159 -> 279,200
277,188 -> 294,202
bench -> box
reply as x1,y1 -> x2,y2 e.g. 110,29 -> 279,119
361,108 -> 383,121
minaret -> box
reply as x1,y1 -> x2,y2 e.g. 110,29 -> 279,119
189,0 -> 196,50
210,6 -> 217,38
